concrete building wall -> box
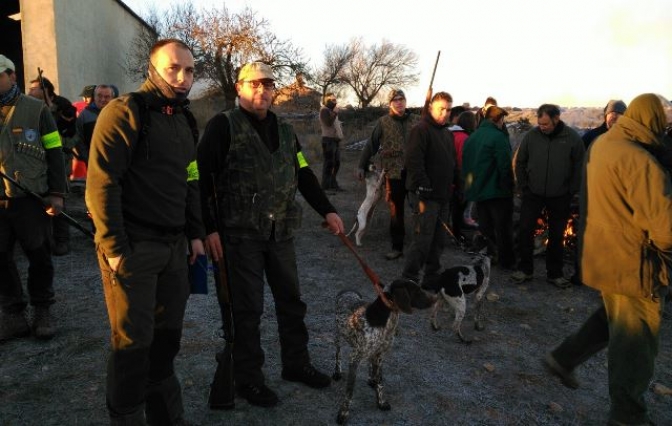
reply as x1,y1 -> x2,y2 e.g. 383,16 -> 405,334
20,0 -> 58,90
19,0 -> 147,101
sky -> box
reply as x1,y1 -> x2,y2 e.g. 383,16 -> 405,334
123,0 -> 672,108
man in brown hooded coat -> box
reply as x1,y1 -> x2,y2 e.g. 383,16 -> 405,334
545,93 -> 672,426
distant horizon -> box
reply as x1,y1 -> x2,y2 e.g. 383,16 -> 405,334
190,78 -> 655,111
125,0 -> 672,109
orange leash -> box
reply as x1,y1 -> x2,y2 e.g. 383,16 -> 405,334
326,225 -> 395,310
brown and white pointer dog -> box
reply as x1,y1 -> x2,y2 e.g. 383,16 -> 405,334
332,279 -> 436,425
421,250 -> 491,343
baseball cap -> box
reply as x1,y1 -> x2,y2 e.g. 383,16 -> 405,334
388,89 -> 405,103
238,62 -> 275,82
79,84 -> 96,97
0,54 -> 16,72
604,100 -> 627,116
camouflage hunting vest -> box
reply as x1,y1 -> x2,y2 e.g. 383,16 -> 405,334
0,95 -> 49,197
378,113 -> 419,179
218,108 -> 302,241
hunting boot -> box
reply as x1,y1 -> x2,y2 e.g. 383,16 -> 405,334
32,306 -> 56,340
0,310 -> 30,342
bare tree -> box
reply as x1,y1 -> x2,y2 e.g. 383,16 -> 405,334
125,3 -> 200,81
311,41 -> 357,100
126,2 -> 306,110
190,5 -> 307,110
341,39 -> 420,108
125,6 -> 159,81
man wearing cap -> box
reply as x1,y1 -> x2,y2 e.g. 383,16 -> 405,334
357,88 -> 419,260
582,99 -> 627,148
0,54 -> 66,341
198,61 -> 345,407
319,92 -> 344,191
75,84 -> 115,163
73,84 -> 95,115
462,106 -> 515,269
512,104 -> 585,288
545,93 -> 671,425
86,39 -> 205,425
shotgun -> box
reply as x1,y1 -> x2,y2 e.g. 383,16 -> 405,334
422,51 -> 441,118
207,174 -> 235,410
36,68 -> 84,161
37,67 -> 52,109
0,170 -> 94,240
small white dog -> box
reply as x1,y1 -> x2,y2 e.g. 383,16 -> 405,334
346,164 -> 386,247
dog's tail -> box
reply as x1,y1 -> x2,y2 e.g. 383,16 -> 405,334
345,218 -> 359,238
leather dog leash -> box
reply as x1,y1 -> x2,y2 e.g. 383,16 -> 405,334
325,224 -> 395,310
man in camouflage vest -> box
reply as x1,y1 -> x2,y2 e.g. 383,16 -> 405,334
357,89 -> 420,260
198,61 -> 344,408
0,54 -> 66,342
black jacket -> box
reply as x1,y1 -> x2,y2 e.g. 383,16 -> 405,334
404,115 -> 459,202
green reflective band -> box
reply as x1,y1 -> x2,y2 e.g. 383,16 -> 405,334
297,151 -> 308,168
41,131 -> 62,150
186,160 -> 199,181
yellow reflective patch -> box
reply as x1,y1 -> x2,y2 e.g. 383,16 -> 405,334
41,131 -> 62,150
297,151 -> 308,168
186,160 -> 199,182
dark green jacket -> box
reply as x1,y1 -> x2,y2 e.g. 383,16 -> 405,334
513,121 -> 584,197
462,119 -> 513,202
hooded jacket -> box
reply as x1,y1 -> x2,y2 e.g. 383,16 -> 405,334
579,93 -> 672,298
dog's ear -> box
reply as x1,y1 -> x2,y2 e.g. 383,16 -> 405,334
390,279 -> 414,313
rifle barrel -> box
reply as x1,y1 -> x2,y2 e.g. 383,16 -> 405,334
37,67 -> 52,108
0,170 -> 94,240
429,51 -> 441,90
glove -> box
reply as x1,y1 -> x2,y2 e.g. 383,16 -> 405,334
356,168 -> 365,181
416,186 -> 433,201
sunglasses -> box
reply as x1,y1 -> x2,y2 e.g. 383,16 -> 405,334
243,80 -> 276,90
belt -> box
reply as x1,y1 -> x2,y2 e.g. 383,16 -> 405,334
124,211 -> 184,235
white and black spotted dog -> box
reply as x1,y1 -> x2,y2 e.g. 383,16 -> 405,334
346,163 -> 386,247
421,250 -> 491,343
332,279 -> 436,425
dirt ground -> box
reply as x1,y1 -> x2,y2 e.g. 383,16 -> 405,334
2,148 -> 671,426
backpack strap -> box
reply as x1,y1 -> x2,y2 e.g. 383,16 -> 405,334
128,92 -> 151,159
181,105 -> 199,146
127,92 -> 200,159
